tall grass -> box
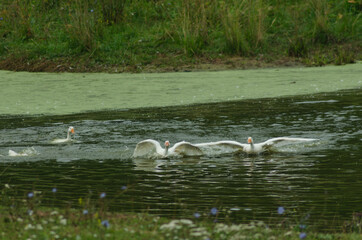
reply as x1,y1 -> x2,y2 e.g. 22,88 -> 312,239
220,0 -> 268,55
64,0 -> 101,53
0,0 -> 360,68
176,0 -> 209,56
99,0 -> 125,25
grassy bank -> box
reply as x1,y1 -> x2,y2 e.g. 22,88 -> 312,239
1,208 -> 362,240
0,0 -> 361,72
1,186 -> 361,240
1,206 -> 361,240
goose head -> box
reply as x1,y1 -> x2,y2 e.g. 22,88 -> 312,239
67,126 -> 75,139
247,137 -> 254,145
164,140 -> 170,155
68,126 -> 75,134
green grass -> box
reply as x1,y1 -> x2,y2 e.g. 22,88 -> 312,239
1,185 -> 361,240
1,206 -> 361,240
0,0 -> 361,72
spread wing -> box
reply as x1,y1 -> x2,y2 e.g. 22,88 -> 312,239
194,141 -> 245,155
132,139 -> 162,158
9,150 -> 19,157
172,142 -> 203,156
262,137 -> 319,147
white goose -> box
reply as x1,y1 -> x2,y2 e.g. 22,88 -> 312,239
9,150 -> 29,157
51,126 -> 75,144
195,137 -> 318,155
132,139 -> 203,159
8,147 -> 38,157
242,137 -> 318,154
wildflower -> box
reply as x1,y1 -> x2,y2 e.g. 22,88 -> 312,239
60,218 -> 67,225
194,212 -> 201,218
100,192 -> 106,198
24,224 -> 35,230
299,232 -> 307,239
52,188 -> 57,193
211,207 -> 218,215
36,224 -> 43,230
28,192 -> 34,198
83,209 -> 89,215
101,220 -> 110,228
90,9 -> 94,13
50,211 -> 59,215
27,210 -> 33,216
5,184 -> 10,188
277,206 -> 285,215
299,224 -> 307,229
121,186 -> 127,190
0,17 -> 3,21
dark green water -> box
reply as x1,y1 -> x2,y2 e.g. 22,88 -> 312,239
0,89 -> 361,231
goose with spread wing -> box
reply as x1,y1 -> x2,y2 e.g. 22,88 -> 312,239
133,139 -> 203,159
8,147 -> 38,157
242,137 -> 318,154
51,126 -> 75,144
194,137 -> 318,155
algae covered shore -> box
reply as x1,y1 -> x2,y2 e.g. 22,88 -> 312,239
1,63 -> 361,116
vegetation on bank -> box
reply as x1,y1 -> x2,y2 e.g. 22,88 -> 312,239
2,208 -> 362,240
1,185 -> 361,239
0,0 -> 361,72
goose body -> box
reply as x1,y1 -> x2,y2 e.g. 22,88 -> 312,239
51,126 -> 75,144
8,147 -> 38,157
133,139 -> 203,159
9,150 -> 28,157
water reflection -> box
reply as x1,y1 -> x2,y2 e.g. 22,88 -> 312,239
0,89 -> 361,230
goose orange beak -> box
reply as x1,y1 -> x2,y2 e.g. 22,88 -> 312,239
247,137 -> 252,144
165,141 -> 170,147
71,128 -> 75,134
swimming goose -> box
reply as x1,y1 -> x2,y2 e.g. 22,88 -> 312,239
9,150 -> 28,157
8,147 -> 38,157
132,139 -> 203,159
51,126 -> 75,144
195,137 -> 318,155
241,136 -> 319,154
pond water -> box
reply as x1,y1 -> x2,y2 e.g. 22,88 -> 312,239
1,89 -> 361,231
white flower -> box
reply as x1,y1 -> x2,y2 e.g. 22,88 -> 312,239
50,211 -> 59,215
36,224 -> 43,230
24,224 -> 35,230
60,219 -> 67,225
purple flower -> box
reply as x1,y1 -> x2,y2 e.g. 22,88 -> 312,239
100,192 -> 106,198
28,192 -> 34,198
101,220 -> 110,228
0,17 -> 3,21
121,186 -> 127,190
277,206 -> 285,214
299,232 -> 307,239
194,212 -> 201,218
90,9 -> 94,13
52,188 -> 57,193
83,209 -> 88,215
299,224 -> 307,229
210,207 -> 218,215
27,209 -> 33,216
